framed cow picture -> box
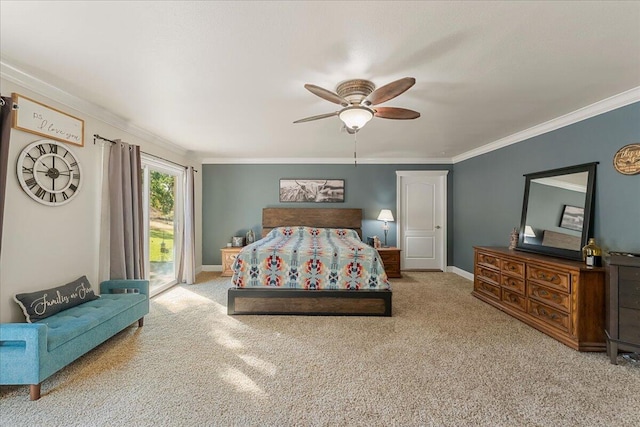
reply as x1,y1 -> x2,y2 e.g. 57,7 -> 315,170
279,179 -> 345,203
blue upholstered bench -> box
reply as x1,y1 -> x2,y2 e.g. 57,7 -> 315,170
0,279 -> 149,400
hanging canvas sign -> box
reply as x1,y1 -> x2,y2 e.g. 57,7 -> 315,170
12,93 -> 84,146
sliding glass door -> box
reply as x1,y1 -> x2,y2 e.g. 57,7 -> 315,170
142,156 -> 184,296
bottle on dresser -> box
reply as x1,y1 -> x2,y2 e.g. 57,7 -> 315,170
582,238 -> 602,267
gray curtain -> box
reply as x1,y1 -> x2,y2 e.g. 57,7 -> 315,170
178,166 -> 196,284
0,96 -> 14,257
109,140 -> 145,279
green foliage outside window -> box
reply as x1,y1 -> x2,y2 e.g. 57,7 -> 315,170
150,171 -> 175,216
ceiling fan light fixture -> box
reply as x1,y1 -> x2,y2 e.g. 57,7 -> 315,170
339,106 -> 373,130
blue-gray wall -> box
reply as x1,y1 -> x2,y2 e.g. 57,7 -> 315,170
453,102 -> 640,273
202,164 -> 453,265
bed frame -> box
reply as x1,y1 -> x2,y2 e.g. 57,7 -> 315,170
227,207 -> 392,317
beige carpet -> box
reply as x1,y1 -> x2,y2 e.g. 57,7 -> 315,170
1,272 -> 638,426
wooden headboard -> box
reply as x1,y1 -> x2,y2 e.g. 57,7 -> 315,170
262,208 -> 362,238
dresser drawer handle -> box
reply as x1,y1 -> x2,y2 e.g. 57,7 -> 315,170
537,288 -> 562,303
536,271 -> 560,284
538,306 -> 559,320
486,272 -> 498,281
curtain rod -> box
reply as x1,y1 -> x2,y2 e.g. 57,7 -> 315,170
93,134 -> 197,172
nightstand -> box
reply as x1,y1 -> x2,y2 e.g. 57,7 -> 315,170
377,247 -> 402,278
220,247 -> 243,277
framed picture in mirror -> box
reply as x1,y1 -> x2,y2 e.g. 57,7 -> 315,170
559,205 -> 584,232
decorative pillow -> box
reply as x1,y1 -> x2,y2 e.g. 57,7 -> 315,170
14,275 -> 99,323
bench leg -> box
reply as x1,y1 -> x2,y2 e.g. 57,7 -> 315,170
138,317 -> 144,327
30,384 -> 41,400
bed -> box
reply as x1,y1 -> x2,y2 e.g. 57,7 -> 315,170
227,208 -> 392,316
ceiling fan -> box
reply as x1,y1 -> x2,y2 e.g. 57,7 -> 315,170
294,77 -> 420,133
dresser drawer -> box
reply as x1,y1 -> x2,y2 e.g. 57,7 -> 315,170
502,289 -> 526,312
528,283 -> 570,313
475,278 -> 501,301
528,300 -> 570,333
619,308 -> 640,343
527,264 -> 571,292
379,249 -> 400,264
501,275 -> 525,295
476,266 -> 500,286
620,266 -> 640,281
501,259 -> 525,279
620,283 -> 640,310
477,252 -> 500,271
619,271 -> 640,310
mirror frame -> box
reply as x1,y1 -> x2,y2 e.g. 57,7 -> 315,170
516,162 -> 598,260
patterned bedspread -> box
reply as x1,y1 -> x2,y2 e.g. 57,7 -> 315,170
231,227 -> 391,290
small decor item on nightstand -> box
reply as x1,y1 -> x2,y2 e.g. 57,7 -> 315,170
509,227 -> 518,250
582,238 -> 602,267
246,229 -> 255,245
232,236 -> 245,247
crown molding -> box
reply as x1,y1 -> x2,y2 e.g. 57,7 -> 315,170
1,58 -> 189,156
5,57 -> 636,165
201,157 -> 453,165
452,86 -> 640,164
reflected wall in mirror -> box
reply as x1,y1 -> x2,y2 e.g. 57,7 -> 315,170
517,162 -> 597,260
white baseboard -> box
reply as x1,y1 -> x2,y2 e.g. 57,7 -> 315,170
201,265 -> 222,272
449,266 -> 474,281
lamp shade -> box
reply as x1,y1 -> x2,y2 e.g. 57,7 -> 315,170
377,209 -> 394,222
339,107 -> 373,130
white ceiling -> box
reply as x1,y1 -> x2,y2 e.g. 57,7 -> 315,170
1,1 -> 639,162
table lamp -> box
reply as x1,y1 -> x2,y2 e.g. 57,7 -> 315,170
377,209 -> 394,247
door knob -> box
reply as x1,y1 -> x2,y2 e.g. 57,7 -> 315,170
435,225 -> 441,229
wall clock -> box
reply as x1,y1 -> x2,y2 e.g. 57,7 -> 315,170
613,143 -> 640,175
16,139 -> 82,206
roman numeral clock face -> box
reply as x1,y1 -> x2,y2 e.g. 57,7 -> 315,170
17,140 -> 82,206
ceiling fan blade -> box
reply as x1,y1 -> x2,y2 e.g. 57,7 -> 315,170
293,111 -> 339,124
374,107 -> 421,120
305,84 -> 349,106
364,77 -> 416,106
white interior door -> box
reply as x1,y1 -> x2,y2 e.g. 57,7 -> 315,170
396,171 -> 448,271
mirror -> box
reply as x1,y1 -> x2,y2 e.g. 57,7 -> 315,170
517,162 -> 597,260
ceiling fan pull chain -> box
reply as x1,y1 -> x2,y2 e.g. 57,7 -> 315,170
354,131 -> 357,167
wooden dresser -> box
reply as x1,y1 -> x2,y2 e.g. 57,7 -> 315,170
606,255 -> 640,364
473,246 -> 606,351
